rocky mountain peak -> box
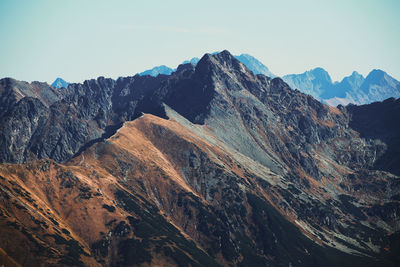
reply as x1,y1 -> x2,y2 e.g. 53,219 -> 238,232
309,67 -> 332,83
196,50 -> 247,76
174,63 -> 195,76
358,69 -> 400,99
364,69 -> 387,84
192,52 -> 262,99
350,70 -> 362,77
0,77 -> 16,87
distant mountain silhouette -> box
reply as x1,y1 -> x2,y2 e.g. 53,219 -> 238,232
51,77 -> 69,88
139,65 -> 174,76
283,68 -> 400,106
283,67 -> 332,99
235,53 -> 275,77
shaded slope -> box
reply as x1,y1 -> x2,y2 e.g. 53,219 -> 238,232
346,97 -> 400,175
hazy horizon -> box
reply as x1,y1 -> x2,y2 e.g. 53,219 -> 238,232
1,0 -> 399,83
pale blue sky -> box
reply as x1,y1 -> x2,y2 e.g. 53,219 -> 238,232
0,0 -> 399,83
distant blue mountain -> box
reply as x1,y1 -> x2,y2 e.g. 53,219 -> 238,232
283,68 -> 400,106
327,71 -> 365,99
234,54 -> 275,77
139,65 -> 174,76
51,78 -> 69,88
320,72 -> 365,106
283,67 -> 332,99
358,69 -> 400,102
182,57 -> 200,65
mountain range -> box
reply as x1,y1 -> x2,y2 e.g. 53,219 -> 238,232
135,55 -> 400,106
2,50 -> 399,266
282,68 -> 400,106
55,55 -> 399,107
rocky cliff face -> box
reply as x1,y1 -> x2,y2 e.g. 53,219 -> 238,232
0,51 -> 399,266
346,97 -> 400,175
0,78 -> 64,113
